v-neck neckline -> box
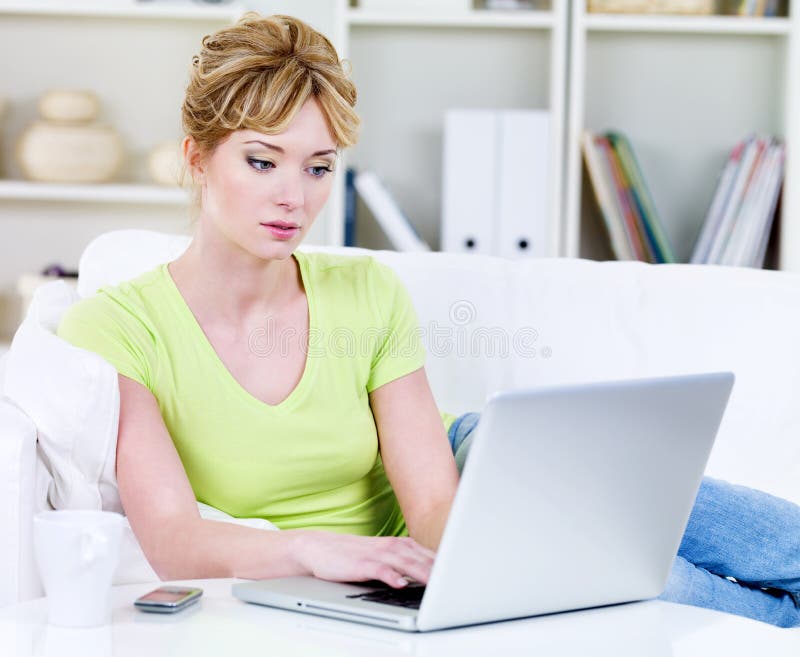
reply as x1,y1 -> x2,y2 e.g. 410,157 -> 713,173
161,251 -> 316,414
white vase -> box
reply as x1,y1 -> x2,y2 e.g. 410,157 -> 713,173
38,89 -> 99,124
16,120 -> 124,183
147,139 -> 186,187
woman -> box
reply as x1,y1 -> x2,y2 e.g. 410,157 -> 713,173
57,12 -> 800,627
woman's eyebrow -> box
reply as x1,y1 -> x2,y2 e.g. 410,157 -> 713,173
243,139 -> 336,157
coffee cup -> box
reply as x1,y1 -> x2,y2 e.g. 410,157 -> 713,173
33,510 -> 124,627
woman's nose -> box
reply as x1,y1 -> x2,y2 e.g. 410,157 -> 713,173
272,171 -> 304,210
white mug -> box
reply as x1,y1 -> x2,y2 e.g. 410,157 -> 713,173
38,624 -> 113,657
33,510 -> 124,627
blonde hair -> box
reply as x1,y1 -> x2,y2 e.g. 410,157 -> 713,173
179,11 -> 359,221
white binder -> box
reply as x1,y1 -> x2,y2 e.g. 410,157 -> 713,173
441,109 -> 499,255
440,108 -> 551,258
496,110 -> 551,259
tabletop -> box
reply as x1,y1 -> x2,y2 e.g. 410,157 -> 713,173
2,578 -> 800,656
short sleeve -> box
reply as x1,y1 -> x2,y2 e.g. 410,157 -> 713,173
366,260 -> 426,393
57,291 -> 156,392
440,409 -> 458,435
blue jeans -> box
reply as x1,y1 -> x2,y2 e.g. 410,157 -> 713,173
447,412 -> 800,628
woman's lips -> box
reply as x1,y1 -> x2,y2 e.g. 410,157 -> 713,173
261,223 -> 299,239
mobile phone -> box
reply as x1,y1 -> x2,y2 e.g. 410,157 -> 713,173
133,586 -> 203,613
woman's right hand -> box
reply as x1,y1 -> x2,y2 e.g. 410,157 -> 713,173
294,531 -> 436,589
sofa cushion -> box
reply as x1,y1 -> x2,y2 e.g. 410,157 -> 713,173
4,280 -> 121,513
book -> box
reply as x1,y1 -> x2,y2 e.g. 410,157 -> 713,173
691,135 -> 785,268
353,171 -> 431,252
607,132 -> 677,263
732,0 -> 782,15
597,136 -> 648,261
581,131 -> 634,260
690,141 -> 743,264
740,142 -> 784,267
751,146 -> 784,268
703,135 -> 763,264
344,167 -> 357,247
601,136 -> 657,262
582,130 -> 677,263
720,138 -> 773,266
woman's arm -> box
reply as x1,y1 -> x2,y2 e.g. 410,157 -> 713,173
117,374 -> 434,587
369,367 -> 460,551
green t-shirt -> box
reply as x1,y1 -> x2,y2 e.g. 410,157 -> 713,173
57,250 -> 458,537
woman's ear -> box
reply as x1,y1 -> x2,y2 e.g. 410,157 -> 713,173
182,135 -> 206,185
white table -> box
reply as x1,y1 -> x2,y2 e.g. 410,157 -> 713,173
2,578 -> 799,656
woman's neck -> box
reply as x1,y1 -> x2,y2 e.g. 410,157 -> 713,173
167,235 -> 302,328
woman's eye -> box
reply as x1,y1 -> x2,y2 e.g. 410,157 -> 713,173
309,165 -> 333,178
247,158 -> 274,172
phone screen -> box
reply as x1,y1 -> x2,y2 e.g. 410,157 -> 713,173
139,589 -> 191,604
136,586 -> 202,607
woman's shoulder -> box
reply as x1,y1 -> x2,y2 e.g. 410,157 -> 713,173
299,250 -> 388,290
56,264 -> 167,390
298,249 -> 375,273
58,264 -> 167,335
299,250 -> 400,285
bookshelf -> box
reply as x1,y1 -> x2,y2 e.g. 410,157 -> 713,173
0,180 -> 190,205
0,0 -> 244,20
583,13 -> 791,34
335,0 -> 569,256
344,8 -> 556,29
564,1 -> 800,269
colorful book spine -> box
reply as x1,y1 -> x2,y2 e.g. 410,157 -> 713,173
691,135 -> 785,268
690,140 -> 743,264
607,132 -> 677,263
581,131 -> 633,260
600,136 -> 654,262
704,135 -> 761,264
596,136 -> 646,260
582,130 -> 677,263
721,137 -> 772,266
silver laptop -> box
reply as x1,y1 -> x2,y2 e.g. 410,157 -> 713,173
233,371 -> 735,632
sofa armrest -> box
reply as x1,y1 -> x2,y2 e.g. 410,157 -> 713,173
0,397 -> 43,606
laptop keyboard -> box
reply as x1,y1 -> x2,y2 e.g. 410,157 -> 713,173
346,584 -> 426,609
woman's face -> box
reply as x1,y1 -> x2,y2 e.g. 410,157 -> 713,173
191,96 -> 338,260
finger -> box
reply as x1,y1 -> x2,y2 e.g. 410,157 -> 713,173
384,536 -> 435,565
379,547 -> 433,585
367,562 -> 408,589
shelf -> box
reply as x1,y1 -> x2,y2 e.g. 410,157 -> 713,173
0,0 -> 246,21
0,181 -> 189,205
346,8 -> 555,29
584,14 -> 791,35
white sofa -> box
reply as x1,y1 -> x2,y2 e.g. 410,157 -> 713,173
2,228 -> 800,607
